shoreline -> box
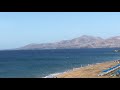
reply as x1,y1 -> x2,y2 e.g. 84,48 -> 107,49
53,60 -> 120,78
43,64 -> 96,78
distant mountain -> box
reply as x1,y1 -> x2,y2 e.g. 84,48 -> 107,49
17,35 -> 120,50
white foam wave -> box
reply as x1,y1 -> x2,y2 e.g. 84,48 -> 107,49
42,72 -> 63,78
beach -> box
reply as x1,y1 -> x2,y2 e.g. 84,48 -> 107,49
55,60 -> 120,78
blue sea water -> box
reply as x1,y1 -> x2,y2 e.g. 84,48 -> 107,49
0,48 -> 120,78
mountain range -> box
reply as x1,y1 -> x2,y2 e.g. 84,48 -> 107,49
17,35 -> 120,50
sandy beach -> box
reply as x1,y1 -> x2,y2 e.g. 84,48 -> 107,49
55,60 -> 120,78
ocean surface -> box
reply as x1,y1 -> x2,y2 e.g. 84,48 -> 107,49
0,48 -> 120,78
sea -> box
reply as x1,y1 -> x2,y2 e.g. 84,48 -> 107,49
0,48 -> 120,78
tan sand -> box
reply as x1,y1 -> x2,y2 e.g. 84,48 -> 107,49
56,60 -> 120,78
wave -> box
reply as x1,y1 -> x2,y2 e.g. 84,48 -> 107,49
42,72 -> 63,78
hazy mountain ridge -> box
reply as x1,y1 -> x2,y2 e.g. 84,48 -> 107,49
17,35 -> 120,50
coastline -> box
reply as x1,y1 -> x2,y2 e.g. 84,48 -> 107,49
53,60 -> 120,78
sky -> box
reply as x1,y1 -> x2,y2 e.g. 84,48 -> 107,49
0,12 -> 120,50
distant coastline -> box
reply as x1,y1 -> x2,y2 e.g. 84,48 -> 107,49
16,35 -> 120,50
2,47 -> 120,51
1,35 -> 120,50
